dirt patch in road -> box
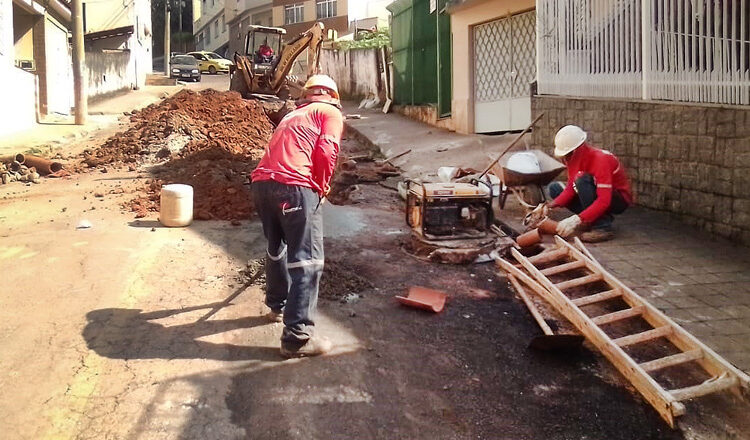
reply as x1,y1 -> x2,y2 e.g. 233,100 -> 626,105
319,259 -> 374,302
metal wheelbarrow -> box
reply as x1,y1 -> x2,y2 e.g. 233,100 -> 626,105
491,149 -> 565,210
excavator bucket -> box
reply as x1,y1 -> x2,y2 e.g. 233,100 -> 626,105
230,53 -> 255,97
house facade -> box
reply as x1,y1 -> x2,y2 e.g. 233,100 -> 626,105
83,0 -> 153,97
272,0 -> 348,41
447,0 -> 536,134
194,0 -> 230,55
0,0 -> 72,136
225,0 -> 273,58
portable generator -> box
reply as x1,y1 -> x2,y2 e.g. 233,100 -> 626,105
406,181 -> 493,240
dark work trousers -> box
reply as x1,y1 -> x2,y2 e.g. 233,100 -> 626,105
548,174 -> 628,230
251,180 -> 324,347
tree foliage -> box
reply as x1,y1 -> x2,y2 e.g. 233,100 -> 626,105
336,28 -> 390,51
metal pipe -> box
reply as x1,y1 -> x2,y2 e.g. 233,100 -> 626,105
23,155 -> 63,175
0,154 -> 25,164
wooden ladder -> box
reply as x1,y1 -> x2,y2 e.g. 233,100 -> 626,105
497,236 -> 750,428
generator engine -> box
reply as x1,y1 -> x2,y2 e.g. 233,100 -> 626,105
406,181 -> 493,240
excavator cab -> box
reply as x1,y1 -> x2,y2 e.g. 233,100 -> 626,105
244,26 -> 285,73
230,22 -> 324,99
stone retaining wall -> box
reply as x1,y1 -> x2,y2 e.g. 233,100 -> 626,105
531,95 -> 750,245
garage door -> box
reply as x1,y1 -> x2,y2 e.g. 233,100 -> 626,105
473,10 -> 536,133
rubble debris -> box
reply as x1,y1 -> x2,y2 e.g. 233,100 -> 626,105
402,233 -> 514,264
328,156 -> 401,205
80,89 -> 275,220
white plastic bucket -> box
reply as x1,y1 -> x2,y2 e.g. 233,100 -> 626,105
160,184 -> 193,227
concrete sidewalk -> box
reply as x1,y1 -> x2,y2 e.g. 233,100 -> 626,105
344,107 -> 750,374
343,104 -> 532,179
0,84 -> 181,156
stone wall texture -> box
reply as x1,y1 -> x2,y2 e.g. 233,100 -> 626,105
531,95 -> 750,246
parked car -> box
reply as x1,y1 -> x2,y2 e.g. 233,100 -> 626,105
187,51 -> 234,74
170,55 -> 201,82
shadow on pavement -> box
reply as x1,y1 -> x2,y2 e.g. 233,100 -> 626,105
83,304 -> 281,362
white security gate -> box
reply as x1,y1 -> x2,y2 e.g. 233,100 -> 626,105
45,19 -> 73,115
473,11 -> 536,133
537,0 -> 750,106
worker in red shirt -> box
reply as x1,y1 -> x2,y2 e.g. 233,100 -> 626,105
543,125 -> 633,242
250,74 -> 343,358
258,40 -> 274,63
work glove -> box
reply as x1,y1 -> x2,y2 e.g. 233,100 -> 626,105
556,215 -> 582,237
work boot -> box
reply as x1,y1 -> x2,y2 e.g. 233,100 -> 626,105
265,309 -> 283,323
579,228 -> 615,243
280,336 -> 332,358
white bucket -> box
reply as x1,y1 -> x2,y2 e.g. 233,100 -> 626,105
160,184 -> 194,227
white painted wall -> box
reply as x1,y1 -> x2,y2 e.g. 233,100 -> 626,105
0,63 -> 36,136
85,49 -> 131,96
0,0 -> 36,135
319,48 -> 381,98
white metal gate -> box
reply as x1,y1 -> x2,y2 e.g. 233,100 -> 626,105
45,19 -> 73,115
537,0 -> 750,106
473,11 -> 537,133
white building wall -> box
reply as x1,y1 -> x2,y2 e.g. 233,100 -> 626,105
194,0 -> 228,53
0,0 -> 37,136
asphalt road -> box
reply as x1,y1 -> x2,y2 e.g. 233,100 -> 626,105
183,72 -> 231,92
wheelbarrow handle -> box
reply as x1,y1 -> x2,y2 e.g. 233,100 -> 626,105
478,112 -> 545,180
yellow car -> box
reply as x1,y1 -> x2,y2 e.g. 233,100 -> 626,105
187,51 -> 233,74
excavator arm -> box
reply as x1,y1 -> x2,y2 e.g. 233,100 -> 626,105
268,22 -> 325,93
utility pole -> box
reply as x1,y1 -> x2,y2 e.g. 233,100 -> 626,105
164,0 -> 171,76
71,0 -> 87,125
178,0 -> 183,53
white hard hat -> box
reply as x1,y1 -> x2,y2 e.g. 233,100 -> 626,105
304,74 -> 339,100
554,125 -> 587,157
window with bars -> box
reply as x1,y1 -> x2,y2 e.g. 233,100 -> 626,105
285,4 -> 304,25
316,0 -> 337,19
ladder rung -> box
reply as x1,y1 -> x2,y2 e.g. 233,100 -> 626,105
541,260 -> 586,276
669,375 -> 739,401
527,248 -> 568,265
614,326 -> 673,347
555,273 -> 602,291
572,289 -> 621,306
591,306 -> 646,325
640,349 -> 704,373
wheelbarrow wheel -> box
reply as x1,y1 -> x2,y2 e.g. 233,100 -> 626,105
517,184 -> 544,207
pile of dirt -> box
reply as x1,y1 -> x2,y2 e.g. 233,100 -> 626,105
83,89 -> 276,220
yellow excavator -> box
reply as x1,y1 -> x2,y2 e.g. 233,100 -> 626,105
229,22 -> 325,100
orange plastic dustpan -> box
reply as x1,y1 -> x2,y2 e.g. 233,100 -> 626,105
396,286 -> 447,313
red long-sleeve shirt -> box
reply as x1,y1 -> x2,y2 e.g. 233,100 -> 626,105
553,143 -> 633,224
251,99 -> 343,195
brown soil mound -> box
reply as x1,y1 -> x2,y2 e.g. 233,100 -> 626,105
84,89 -> 275,220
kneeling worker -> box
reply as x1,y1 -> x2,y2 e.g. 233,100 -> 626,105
251,74 -> 343,358
545,125 -> 633,242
